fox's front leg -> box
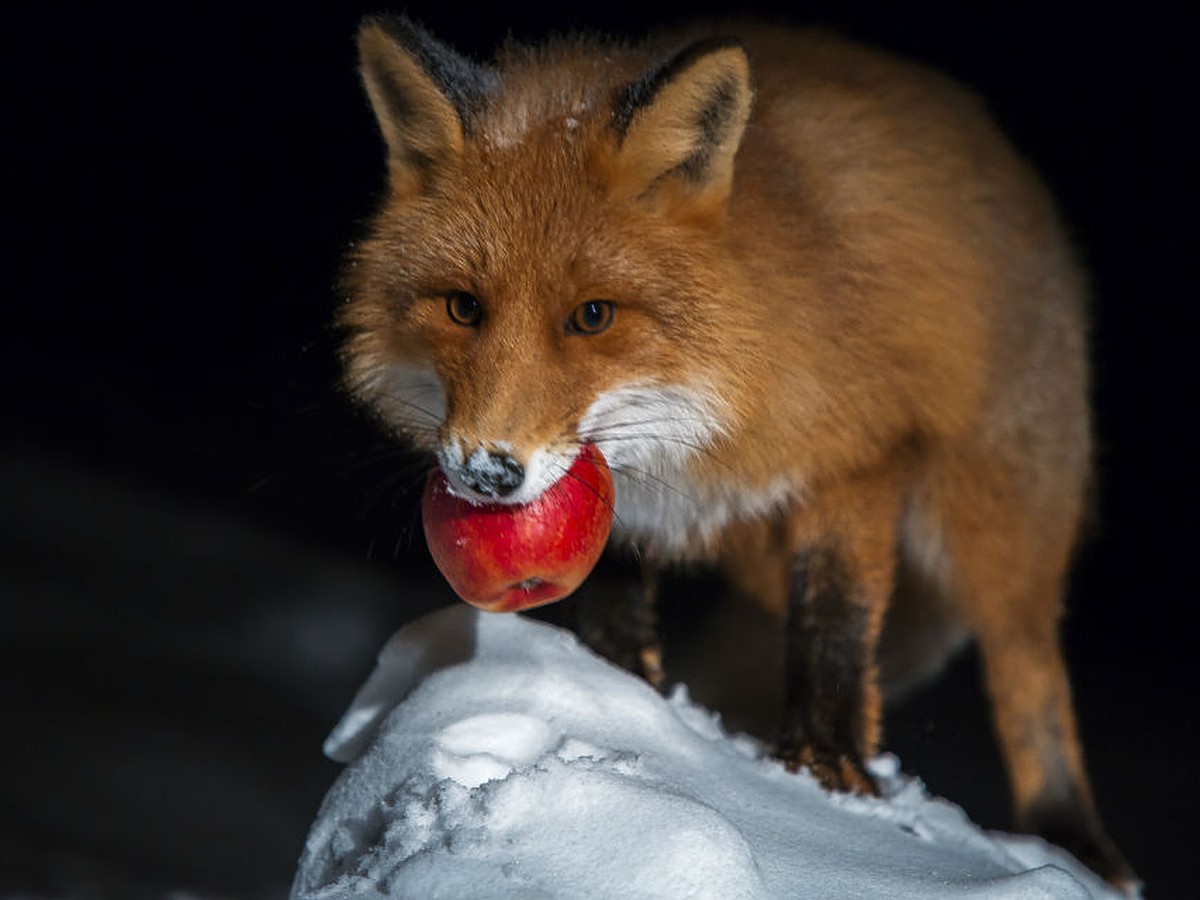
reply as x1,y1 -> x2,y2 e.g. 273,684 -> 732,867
776,478 -> 901,794
776,546 -> 884,793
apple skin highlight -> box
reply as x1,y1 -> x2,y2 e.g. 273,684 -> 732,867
421,444 -> 615,612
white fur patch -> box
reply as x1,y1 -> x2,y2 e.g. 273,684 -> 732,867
613,469 -> 797,558
578,384 -> 795,555
362,363 -> 446,445
518,447 -> 575,505
898,494 -> 954,594
578,383 -> 727,476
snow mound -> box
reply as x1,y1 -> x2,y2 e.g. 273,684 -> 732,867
292,606 -> 1122,899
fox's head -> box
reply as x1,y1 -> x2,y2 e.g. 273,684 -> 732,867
341,18 -> 761,544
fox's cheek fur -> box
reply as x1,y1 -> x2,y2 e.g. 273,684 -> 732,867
350,360 -> 446,450
577,383 -> 727,477
579,382 -> 799,554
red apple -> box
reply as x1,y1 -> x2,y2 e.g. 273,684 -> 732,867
421,443 -> 615,612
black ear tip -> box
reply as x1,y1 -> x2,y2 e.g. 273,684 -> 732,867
357,15 -> 402,56
358,13 -> 431,52
654,35 -> 751,91
356,16 -> 496,140
677,35 -> 750,66
613,35 -> 752,138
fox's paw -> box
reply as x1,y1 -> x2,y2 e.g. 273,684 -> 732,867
777,743 -> 878,796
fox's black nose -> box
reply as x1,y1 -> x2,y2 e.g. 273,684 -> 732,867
461,450 -> 525,499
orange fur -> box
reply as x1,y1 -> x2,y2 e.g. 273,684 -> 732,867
341,18 -> 1134,889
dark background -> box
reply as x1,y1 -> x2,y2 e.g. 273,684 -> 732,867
4,2 -> 1194,897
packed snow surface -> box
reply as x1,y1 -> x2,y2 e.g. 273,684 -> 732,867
292,605 -> 1124,899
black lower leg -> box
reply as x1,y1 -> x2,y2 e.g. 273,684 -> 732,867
779,545 -> 876,793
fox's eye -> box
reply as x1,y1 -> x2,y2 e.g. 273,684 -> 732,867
567,300 -> 615,335
446,291 -> 482,327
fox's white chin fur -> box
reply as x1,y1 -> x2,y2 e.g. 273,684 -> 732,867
580,383 -> 784,553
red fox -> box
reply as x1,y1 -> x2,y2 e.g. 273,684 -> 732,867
340,16 -> 1135,889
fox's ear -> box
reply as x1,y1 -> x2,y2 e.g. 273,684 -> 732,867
613,38 -> 752,210
357,17 -> 492,196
